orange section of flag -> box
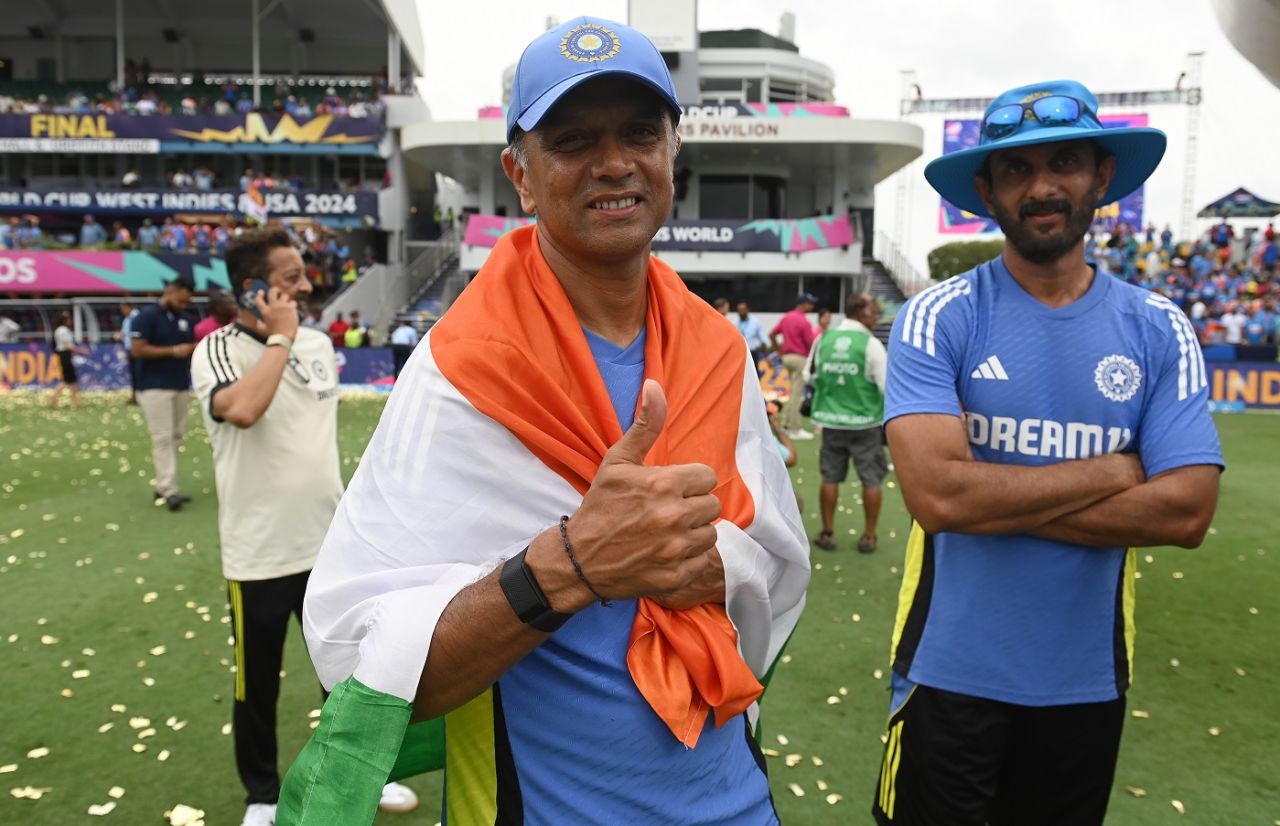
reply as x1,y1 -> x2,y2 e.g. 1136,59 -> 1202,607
431,225 -> 762,747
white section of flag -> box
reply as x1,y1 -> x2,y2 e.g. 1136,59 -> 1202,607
970,355 -> 1009,380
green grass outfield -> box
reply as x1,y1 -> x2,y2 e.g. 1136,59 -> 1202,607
1,392 -> 1276,825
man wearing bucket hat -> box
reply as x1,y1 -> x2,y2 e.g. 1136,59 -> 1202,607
872,80 -> 1222,825
281,16 -> 808,825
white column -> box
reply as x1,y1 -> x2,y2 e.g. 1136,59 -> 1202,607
115,0 -> 125,89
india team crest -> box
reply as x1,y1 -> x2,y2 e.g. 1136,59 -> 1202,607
560,23 -> 621,63
834,337 -> 853,352
1094,354 -> 1142,403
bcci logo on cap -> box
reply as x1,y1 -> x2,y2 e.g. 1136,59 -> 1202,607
560,23 -> 620,63
1094,354 -> 1142,403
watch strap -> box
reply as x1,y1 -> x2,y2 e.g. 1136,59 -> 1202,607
266,333 -> 293,351
500,547 -> 573,633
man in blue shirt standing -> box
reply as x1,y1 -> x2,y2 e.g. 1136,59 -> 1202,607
131,275 -> 197,510
734,300 -> 769,369
873,80 -> 1222,826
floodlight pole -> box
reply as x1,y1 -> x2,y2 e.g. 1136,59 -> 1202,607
115,0 -> 125,90
252,0 -> 261,107
893,69 -> 918,269
1180,51 -> 1205,241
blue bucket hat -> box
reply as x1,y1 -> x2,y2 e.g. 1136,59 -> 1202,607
924,79 -> 1167,218
507,16 -> 681,142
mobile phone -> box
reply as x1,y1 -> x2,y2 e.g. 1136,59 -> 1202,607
239,279 -> 271,320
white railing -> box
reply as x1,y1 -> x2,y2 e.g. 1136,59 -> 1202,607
873,231 -> 932,296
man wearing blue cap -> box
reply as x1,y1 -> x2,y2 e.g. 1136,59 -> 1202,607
280,16 -> 807,826
873,80 -> 1222,825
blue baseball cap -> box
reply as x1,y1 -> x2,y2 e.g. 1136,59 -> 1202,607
924,79 -> 1167,218
506,16 -> 681,142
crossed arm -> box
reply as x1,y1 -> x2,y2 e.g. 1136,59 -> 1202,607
886,413 -> 1219,548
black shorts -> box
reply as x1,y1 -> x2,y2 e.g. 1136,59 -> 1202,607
872,679 -> 1126,826
819,426 -> 888,486
57,351 -> 77,384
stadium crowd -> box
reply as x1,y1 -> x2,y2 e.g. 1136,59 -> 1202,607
1089,219 -> 1279,344
0,64 -> 408,118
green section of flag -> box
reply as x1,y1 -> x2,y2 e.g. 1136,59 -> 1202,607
278,677 -> 443,825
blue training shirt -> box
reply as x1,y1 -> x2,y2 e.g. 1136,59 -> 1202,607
461,327 -> 777,825
884,256 -> 1223,706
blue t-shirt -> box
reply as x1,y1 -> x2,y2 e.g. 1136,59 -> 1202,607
885,257 -> 1223,706
131,303 -> 194,390
468,327 -> 776,825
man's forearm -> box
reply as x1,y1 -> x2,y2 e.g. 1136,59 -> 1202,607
211,346 -> 290,427
413,529 -> 588,721
131,341 -> 183,359
1031,465 -> 1220,548
907,453 -> 1141,536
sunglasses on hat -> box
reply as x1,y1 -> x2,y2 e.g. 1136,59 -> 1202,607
982,95 -> 1096,141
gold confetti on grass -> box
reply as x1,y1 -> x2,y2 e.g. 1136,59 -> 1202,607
826,696 -> 841,705
108,787 -> 125,798
1208,726 -> 1221,736
784,754 -> 802,767
1126,786 -> 1147,797
220,723 -> 231,736
128,717 -> 150,729
761,748 -> 779,758
165,804 -> 207,826
1131,709 -> 1150,719
1172,571 -> 1184,580
26,747 -> 49,759
87,801 -> 117,816
816,779 -> 828,791
811,756 -> 824,767
776,734 -> 789,746
10,785 -> 53,799
183,631 -> 196,640
98,723 -> 114,733
149,645 -> 167,656
825,793 -> 843,805
137,728 -> 156,740
110,704 -> 126,713
130,744 -> 146,754
787,783 -> 805,797
157,750 -> 171,762
72,669 -> 91,679
40,635 -> 59,645
0,764 -> 16,774
1235,667 -> 1247,677
60,688 -> 74,698
873,669 -> 884,680
1171,799 -> 1185,814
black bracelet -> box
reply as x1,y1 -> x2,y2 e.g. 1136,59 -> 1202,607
559,515 -> 610,607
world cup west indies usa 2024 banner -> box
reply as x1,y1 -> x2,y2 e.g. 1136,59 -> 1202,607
938,114 -> 1149,234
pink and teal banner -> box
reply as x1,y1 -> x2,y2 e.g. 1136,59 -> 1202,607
939,114 -> 1149,234
464,214 -> 855,254
0,252 -> 229,294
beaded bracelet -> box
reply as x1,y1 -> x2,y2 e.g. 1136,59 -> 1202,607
559,515 -> 610,607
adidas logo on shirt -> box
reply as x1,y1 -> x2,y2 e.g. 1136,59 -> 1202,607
970,355 -> 1009,381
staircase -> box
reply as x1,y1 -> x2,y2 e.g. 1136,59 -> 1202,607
862,258 -> 907,305
396,265 -> 467,335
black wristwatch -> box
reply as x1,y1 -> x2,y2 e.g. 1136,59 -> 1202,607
500,547 -> 574,633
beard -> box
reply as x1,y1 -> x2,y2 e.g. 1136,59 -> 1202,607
991,187 -> 1100,265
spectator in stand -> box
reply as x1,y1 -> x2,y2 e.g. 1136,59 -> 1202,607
0,217 -> 14,250
16,217 -> 43,249
171,168 -> 194,189
122,167 -> 141,188
172,221 -> 190,253
236,94 -> 254,114
118,301 -> 141,404
712,297 -> 730,317
301,307 -> 324,331
195,291 -> 238,342
194,166 -> 215,191
1220,302 -> 1248,344
339,260 -> 359,291
80,214 -> 108,247
1244,303 -> 1271,345
215,223 -> 232,257
194,223 -> 213,255
343,310 -> 368,348
770,293 -> 819,440
112,221 -> 132,247
138,218 -> 160,251
214,97 -> 233,116
240,168 -> 255,192
327,312 -> 350,348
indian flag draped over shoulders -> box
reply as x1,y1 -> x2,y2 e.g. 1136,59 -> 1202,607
279,225 -> 810,825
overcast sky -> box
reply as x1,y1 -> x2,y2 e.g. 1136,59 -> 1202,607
415,0 -> 1280,230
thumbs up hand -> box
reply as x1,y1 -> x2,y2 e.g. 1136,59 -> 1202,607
531,380 -> 724,612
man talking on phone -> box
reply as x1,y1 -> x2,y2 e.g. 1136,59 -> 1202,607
191,227 -> 420,826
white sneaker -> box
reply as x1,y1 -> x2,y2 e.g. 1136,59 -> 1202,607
788,428 -> 816,440
379,781 -> 419,814
240,803 -> 276,826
